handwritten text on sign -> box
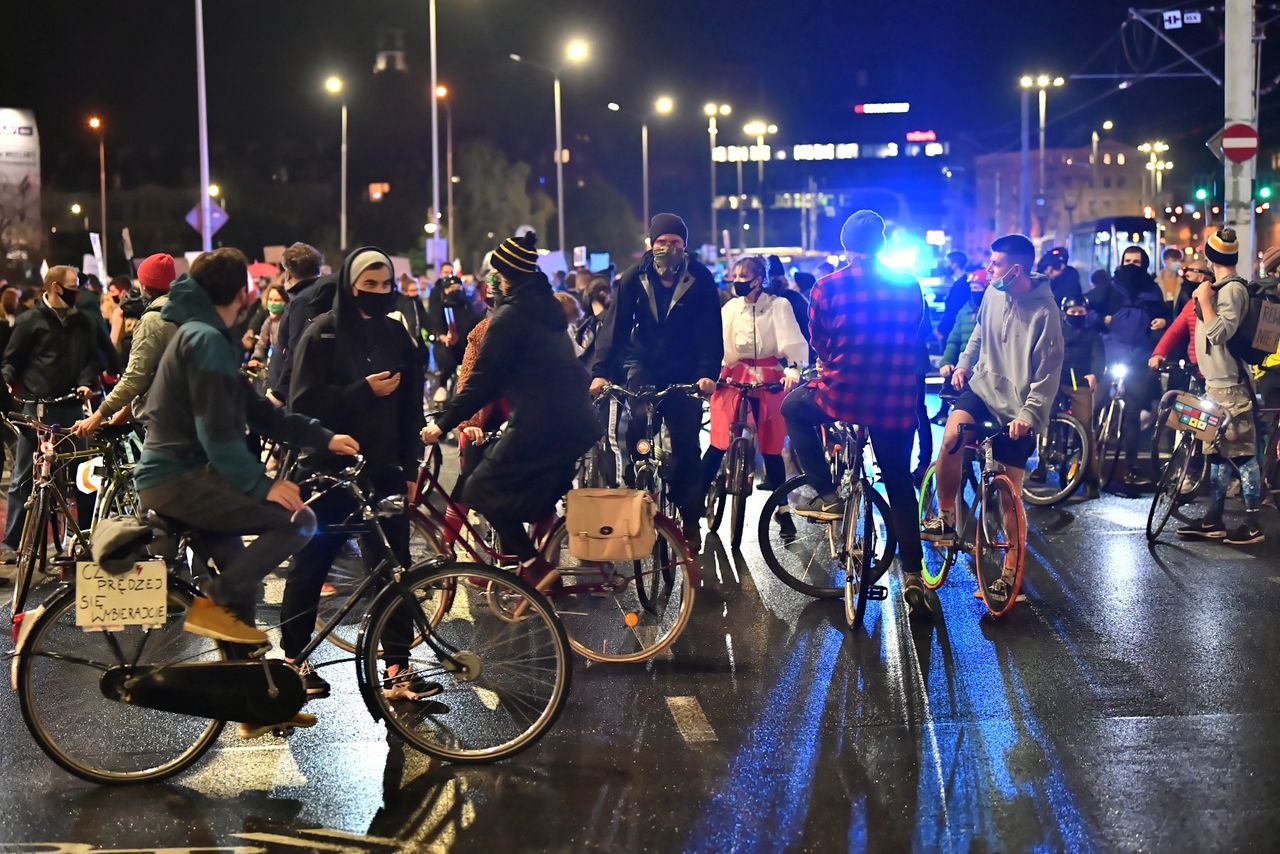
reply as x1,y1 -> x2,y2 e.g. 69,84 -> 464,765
75,561 -> 167,631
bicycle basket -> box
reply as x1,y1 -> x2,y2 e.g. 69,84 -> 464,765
564,488 -> 657,561
1165,392 -> 1225,444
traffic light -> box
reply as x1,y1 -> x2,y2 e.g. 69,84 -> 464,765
1194,187 -> 1208,202
1192,173 -> 1211,203
1255,173 -> 1274,202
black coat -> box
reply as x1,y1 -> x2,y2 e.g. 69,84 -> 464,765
1062,321 -> 1106,384
436,273 -> 601,521
2,299 -> 101,398
289,251 -> 424,482
590,254 -> 723,385
1049,266 -> 1084,306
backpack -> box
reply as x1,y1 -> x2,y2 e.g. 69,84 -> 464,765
1220,275 -> 1280,366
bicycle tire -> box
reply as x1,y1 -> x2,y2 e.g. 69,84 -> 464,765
541,515 -> 696,663
1023,413 -> 1090,506
843,480 -> 877,629
17,577 -> 228,784
974,475 -> 1026,618
1097,401 -> 1124,486
917,465 -> 953,589
1147,439 -> 1192,542
759,474 -> 893,599
705,466 -> 726,532
729,440 -> 750,548
358,562 -> 571,763
12,487 -> 51,617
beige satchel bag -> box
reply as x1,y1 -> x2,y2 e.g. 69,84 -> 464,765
564,488 -> 658,561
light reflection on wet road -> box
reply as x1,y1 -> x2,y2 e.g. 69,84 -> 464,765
2,441 -> 1279,852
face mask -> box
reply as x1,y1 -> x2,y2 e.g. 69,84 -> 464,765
652,245 -> 685,277
970,289 -> 985,308
354,289 -> 397,316
733,280 -> 756,298
267,302 -> 285,316
991,266 -> 1018,292
1066,314 -> 1087,329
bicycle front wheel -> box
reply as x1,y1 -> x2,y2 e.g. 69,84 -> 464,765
17,578 -> 227,784
1097,401 -> 1124,486
359,562 -> 571,763
12,487 -> 52,617
541,515 -> 695,663
1023,413 -> 1090,506
974,475 -> 1026,618
1147,439 -> 1193,542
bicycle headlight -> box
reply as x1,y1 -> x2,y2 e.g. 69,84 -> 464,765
1109,364 -> 1129,381
635,439 -> 652,456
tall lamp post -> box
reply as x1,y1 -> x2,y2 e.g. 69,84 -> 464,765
88,116 -> 106,270
704,102 -> 731,248
1139,141 -> 1171,207
743,120 -> 777,246
324,76 -> 348,252
608,96 -> 674,229
1091,119 -> 1114,188
428,0 -> 440,271
510,39 -> 589,254
436,85 -> 454,265
1019,74 -> 1064,234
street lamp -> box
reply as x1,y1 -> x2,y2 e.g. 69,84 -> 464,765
704,102 -> 731,247
608,96 -> 675,229
87,115 -> 106,270
1139,141 -> 1170,206
1019,74 -> 1064,234
1091,120 -> 1114,189
743,120 -> 777,244
324,75 -> 348,251
509,39 -> 590,254
436,85 -> 454,265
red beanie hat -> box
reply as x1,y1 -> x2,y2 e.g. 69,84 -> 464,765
137,253 -> 176,292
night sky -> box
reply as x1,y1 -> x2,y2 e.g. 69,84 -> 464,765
5,1 -> 1274,242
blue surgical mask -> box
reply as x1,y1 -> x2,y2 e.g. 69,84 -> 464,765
990,266 -> 1019,292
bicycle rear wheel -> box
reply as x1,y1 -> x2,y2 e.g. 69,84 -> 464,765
17,578 -> 227,784
1147,440 -> 1192,542
360,563 -> 571,763
541,516 -> 695,662
1023,413 -> 1090,506
974,475 -> 1026,617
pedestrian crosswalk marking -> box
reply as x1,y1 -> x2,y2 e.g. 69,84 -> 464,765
666,696 -> 717,742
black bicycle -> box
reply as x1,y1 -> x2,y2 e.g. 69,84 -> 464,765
704,378 -> 783,548
14,455 -> 572,784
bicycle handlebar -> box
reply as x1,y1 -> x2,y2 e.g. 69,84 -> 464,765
946,421 -> 1010,455
602,382 -> 703,402
717,379 -> 784,393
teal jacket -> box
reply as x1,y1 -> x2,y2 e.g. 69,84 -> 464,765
940,300 -> 978,367
134,274 -> 332,499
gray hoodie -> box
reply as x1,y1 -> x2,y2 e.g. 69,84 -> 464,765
956,272 -> 1064,433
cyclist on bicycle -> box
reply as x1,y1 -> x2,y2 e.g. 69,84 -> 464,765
134,248 -> 359,648
1176,228 -> 1265,545
1056,296 -> 1105,499
699,255 -> 807,536
780,210 -> 929,614
71,253 -> 179,438
283,247 -> 426,698
588,213 -> 723,550
924,233 -> 1064,601
1,264 -> 103,565
422,232 -> 600,586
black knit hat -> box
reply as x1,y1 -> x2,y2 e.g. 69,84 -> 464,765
648,213 -> 688,244
491,231 -> 540,283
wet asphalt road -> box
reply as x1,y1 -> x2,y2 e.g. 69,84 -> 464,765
1,420 -> 1279,853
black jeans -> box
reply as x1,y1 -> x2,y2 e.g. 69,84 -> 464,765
781,385 -> 923,571
915,375 -> 932,470
625,367 -> 704,520
1119,363 -> 1156,465
139,468 -> 317,624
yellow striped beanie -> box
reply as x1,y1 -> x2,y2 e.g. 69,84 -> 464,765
491,232 -> 540,282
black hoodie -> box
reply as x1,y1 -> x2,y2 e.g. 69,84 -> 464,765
288,249 -> 424,481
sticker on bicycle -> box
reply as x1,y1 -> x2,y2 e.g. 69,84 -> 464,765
75,560 -> 167,631
1166,394 -> 1223,443
76,457 -> 104,494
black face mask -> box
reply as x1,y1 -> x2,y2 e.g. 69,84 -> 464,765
1066,314 -> 1087,329
970,289 -> 985,308
733,281 -> 756,298
354,290 -> 397,317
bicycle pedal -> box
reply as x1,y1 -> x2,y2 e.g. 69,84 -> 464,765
866,585 -> 888,601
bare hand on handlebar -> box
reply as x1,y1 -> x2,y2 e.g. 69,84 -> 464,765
696,377 -> 717,396
421,423 -> 444,445
70,409 -> 104,438
950,367 -> 969,390
1008,418 -> 1033,441
589,377 -> 610,398
328,434 -> 360,456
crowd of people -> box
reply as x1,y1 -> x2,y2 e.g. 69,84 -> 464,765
0,205 -> 1272,676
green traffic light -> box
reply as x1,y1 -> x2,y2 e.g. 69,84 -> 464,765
1194,187 -> 1208,201
1260,185 -> 1274,200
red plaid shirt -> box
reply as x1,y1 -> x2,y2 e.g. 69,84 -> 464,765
808,259 -> 923,431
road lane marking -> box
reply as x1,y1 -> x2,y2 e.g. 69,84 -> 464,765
666,696 -> 717,742
233,832 -> 351,851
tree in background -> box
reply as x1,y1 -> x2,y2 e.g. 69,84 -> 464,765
564,176 -> 643,270
452,140 -> 550,272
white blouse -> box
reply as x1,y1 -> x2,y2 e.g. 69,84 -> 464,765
721,292 -> 808,379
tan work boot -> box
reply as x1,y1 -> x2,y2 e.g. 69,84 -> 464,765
183,596 -> 269,645
238,712 -> 318,740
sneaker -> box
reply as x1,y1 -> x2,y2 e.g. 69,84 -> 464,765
183,597 -> 269,645
775,510 -> 797,542
0,544 -> 16,565
1175,516 -> 1227,539
794,494 -> 844,521
319,582 -> 338,598
920,515 -> 956,545
1224,521 -> 1265,545
238,712 -> 317,740
382,665 -> 443,702
297,662 -> 331,698
1028,467 -> 1047,484
975,571 -> 1027,603
902,574 -> 933,618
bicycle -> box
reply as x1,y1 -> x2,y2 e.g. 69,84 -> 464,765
1149,360 -> 1209,499
1022,391 -> 1091,507
1094,363 -> 1129,487
918,417 -> 1027,617
704,378 -> 783,548
758,420 -> 895,629
13,454 -> 572,784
